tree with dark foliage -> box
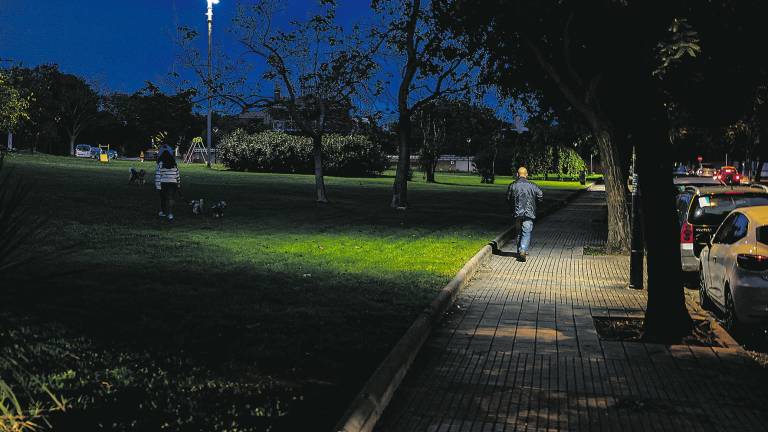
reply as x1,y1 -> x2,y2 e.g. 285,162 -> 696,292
438,0 -> 698,341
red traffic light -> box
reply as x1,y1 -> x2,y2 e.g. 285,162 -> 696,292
697,156 -> 703,162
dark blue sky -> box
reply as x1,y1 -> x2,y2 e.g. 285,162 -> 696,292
0,0 -> 373,93
1,0 -> 521,123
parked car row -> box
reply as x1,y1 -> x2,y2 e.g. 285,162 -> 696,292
74,144 -> 118,160
674,178 -> 768,332
699,207 -> 768,332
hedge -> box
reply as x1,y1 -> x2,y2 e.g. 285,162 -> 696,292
218,130 -> 389,177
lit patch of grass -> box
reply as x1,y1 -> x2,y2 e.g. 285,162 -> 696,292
1,153 -> 581,430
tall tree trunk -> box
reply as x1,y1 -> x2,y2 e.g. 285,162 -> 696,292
490,150 -> 496,184
425,160 -> 436,183
312,135 -> 328,203
592,127 -> 631,252
755,103 -> 768,183
637,98 -> 692,342
69,135 -> 76,156
392,111 -> 411,209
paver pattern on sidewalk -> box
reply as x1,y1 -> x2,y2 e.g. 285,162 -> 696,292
377,189 -> 768,431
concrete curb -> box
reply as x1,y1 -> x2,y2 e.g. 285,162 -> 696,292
708,317 -> 744,350
333,229 -> 515,432
333,185 -> 590,432
687,297 -> 745,351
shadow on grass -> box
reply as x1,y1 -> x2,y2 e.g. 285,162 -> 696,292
1,241 -> 453,432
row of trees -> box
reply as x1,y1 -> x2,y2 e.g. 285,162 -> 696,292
177,0 -> 768,342
5,0 -> 767,342
1,65 -> 199,157
435,0 -> 768,341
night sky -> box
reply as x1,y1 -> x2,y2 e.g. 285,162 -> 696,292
1,0 -> 520,121
0,0 -> 374,93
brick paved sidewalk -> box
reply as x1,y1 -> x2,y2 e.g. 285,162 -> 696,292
377,189 -> 768,431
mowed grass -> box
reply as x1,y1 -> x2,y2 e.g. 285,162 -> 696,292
0,153 -> 580,431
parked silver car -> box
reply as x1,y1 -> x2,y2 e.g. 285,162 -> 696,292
699,206 -> 768,332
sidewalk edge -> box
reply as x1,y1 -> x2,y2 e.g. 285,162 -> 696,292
333,185 -> 588,432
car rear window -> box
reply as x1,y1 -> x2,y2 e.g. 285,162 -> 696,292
76,145 -> 90,150
759,226 -> 768,245
688,194 -> 768,226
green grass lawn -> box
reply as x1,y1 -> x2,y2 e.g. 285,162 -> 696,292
0,153 -> 581,431
383,169 -> 595,189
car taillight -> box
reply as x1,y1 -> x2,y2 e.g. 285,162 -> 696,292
737,254 -> 768,271
680,222 -> 694,244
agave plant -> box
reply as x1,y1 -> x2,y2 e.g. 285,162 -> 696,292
0,367 -> 68,432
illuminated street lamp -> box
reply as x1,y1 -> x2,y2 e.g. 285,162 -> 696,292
205,0 -> 220,168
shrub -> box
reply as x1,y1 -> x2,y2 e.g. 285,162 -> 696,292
555,147 -> 587,177
506,144 -> 587,178
217,130 -> 389,177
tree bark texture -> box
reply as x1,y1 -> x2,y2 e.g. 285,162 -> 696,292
524,38 -> 631,252
592,128 -> 631,252
637,100 -> 692,343
69,136 -> 76,156
392,111 -> 412,208
312,135 -> 328,203
755,103 -> 768,183
425,161 -> 436,183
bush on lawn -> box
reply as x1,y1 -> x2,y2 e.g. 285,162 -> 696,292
555,147 -> 588,178
218,130 -> 389,177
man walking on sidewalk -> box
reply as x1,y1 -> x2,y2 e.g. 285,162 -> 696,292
506,167 -> 543,262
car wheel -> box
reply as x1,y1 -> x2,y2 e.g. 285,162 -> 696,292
723,287 -> 741,336
698,267 -> 713,311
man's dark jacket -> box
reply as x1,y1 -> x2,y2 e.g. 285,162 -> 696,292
506,178 -> 544,219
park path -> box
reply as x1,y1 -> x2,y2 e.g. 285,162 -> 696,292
376,188 -> 768,431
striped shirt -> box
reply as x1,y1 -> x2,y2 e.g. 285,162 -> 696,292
155,162 -> 181,189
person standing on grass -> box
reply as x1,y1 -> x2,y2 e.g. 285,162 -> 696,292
506,166 -> 543,262
155,149 -> 181,222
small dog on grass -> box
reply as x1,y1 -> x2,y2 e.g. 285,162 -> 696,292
128,168 -> 146,185
189,199 -> 204,215
211,201 -> 227,218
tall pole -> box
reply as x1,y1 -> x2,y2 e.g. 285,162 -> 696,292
7,131 -> 12,151
466,138 -> 471,173
629,146 -> 644,289
206,1 -> 215,168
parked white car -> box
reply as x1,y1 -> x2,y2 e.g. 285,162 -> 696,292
699,206 -> 768,332
75,144 -> 92,158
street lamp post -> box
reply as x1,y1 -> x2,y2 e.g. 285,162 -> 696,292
206,0 -> 219,168
629,146 -> 644,289
466,137 -> 472,173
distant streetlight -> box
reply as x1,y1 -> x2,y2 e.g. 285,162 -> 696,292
466,137 -> 472,173
206,0 -> 220,168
